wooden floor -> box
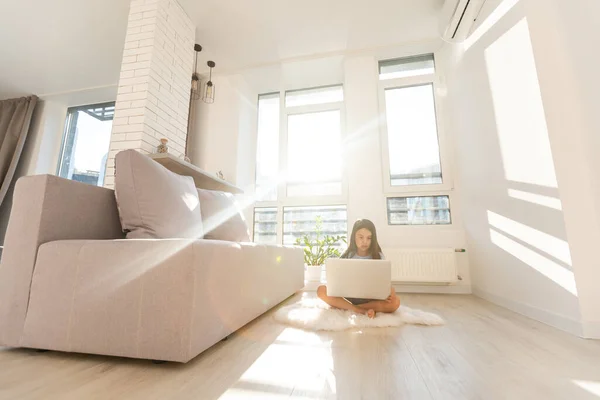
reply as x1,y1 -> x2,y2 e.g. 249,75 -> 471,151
1,293 -> 600,400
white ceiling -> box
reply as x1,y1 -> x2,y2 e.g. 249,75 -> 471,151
0,0 -> 129,100
181,0 -> 445,73
0,0 -> 444,101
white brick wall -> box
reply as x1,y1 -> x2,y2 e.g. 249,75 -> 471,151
105,0 -> 195,187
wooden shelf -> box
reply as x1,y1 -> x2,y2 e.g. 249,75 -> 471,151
149,153 -> 243,194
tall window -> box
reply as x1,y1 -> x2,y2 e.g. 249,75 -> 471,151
283,205 -> 347,247
286,110 -> 342,197
379,54 -> 453,225
255,94 -> 279,201
384,84 -> 442,186
57,102 -> 115,187
379,54 -> 445,188
253,86 -> 347,244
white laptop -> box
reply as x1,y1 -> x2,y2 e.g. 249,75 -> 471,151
325,258 -> 391,300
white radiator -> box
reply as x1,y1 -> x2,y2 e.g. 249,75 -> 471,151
384,248 -> 458,284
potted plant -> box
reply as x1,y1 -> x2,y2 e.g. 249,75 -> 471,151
294,216 -> 346,282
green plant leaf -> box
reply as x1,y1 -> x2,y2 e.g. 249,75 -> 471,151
293,216 -> 348,266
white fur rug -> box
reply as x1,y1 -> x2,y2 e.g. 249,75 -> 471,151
274,298 -> 445,331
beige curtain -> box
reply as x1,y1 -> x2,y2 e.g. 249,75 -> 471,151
0,96 -> 38,207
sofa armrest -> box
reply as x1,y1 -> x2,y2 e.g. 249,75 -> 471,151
0,175 -> 123,346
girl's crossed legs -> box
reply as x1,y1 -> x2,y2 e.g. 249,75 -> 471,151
316,285 -> 400,318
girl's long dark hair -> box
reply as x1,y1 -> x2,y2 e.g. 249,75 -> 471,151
340,219 -> 382,259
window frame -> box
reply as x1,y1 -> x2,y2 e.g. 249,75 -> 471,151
281,204 -> 348,247
383,192 -> 457,228
377,53 -> 454,195
252,85 -> 349,244
385,194 -> 452,226
254,92 -> 281,202
56,101 -> 115,184
252,206 -> 279,245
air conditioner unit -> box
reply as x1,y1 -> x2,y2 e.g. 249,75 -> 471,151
440,0 -> 487,42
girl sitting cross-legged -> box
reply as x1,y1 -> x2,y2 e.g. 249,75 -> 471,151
317,219 -> 400,319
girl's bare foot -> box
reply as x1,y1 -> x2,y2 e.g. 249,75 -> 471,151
354,307 -> 376,319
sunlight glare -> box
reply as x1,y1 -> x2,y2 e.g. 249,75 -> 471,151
490,228 -> 577,296
256,94 -> 280,201
573,380 -> 600,398
487,211 -> 572,266
276,328 -> 322,345
287,111 -> 342,184
384,85 -> 442,181
485,18 -> 558,188
507,189 -> 562,211
73,111 -> 112,172
379,67 -> 435,81
83,176 -> 282,295
220,328 -> 335,398
219,388 -> 289,399
181,192 -> 200,211
465,0 -> 522,51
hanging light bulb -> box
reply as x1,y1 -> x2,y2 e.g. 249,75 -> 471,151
191,44 -> 202,100
191,73 -> 200,99
203,61 -> 216,104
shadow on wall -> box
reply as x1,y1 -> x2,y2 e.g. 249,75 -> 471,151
452,5 -> 581,325
483,17 -> 577,297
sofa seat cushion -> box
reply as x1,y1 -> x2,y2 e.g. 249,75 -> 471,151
21,239 -> 304,362
197,188 -> 250,242
115,150 -> 203,239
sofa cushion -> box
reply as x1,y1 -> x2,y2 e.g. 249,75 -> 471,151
115,150 -> 203,239
197,188 -> 250,242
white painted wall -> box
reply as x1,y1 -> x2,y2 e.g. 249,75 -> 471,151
524,0 -> 600,338
190,75 -> 243,184
444,0 -> 600,337
189,44 -> 471,294
188,74 -> 258,228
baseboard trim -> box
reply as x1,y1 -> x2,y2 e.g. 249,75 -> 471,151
581,321 -> 600,340
392,284 -> 472,294
473,287 -> 584,337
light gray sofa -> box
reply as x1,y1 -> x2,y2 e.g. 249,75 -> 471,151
0,172 -> 303,363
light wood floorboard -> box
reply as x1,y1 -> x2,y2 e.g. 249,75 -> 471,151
1,293 -> 599,400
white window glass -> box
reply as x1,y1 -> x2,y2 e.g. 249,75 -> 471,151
255,93 -> 280,201
387,196 -> 451,225
283,205 -> 347,247
253,207 -> 278,244
285,85 -> 343,107
57,103 -> 114,187
385,84 -> 442,186
379,54 -> 435,80
287,110 -> 342,197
